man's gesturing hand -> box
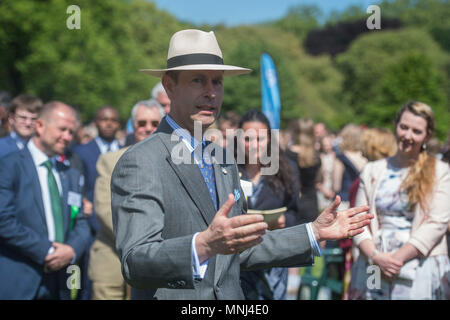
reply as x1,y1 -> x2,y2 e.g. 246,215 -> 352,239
311,196 -> 373,242
196,194 -> 268,264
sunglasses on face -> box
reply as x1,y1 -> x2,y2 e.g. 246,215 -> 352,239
136,120 -> 160,128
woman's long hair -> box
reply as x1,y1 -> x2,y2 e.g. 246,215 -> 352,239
238,109 -> 294,196
290,118 -> 319,168
395,101 -> 436,212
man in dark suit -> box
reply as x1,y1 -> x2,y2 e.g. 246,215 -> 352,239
72,105 -> 121,299
0,101 -> 90,299
0,90 -> 12,138
111,29 -> 373,300
0,94 -> 42,158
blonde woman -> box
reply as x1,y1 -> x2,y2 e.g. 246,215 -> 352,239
349,101 -> 450,299
333,124 -> 368,210
342,127 -> 397,299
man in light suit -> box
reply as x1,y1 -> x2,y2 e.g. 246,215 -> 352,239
111,29 -> 373,300
0,101 -> 90,299
89,99 -> 164,299
0,93 -> 42,158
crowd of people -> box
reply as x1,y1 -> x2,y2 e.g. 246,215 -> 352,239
0,28 -> 449,301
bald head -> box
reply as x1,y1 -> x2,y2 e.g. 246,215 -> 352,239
39,101 -> 77,123
34,101 -> 77,157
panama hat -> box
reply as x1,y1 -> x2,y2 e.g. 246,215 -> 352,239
140,29 -> 252,77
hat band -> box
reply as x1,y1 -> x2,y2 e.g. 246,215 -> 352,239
166,53 -> 224,69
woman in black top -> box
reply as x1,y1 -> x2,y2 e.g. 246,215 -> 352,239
286,118 -> 321,224
237,110 -> 301,300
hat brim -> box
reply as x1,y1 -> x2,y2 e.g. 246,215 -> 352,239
140,64 -> 252,77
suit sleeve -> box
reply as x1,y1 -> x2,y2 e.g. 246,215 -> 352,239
240,224 -> 313,271
233,163 -> 313,271
64,170 -> 91,259
111,146 -> 194,290
0,158 -> 52,265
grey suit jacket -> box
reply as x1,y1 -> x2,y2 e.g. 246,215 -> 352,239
111,117 -> 313,300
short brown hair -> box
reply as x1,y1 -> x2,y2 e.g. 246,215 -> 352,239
164,70 -> 181,84
9,94 -> 43,115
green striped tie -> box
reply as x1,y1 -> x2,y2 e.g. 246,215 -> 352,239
42,160 -> 64,243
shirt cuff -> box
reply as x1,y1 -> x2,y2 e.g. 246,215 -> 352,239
70,253 -> 77,265
48,246 -> 77,264
306,223 -> 322,257
192,232 -> 209,279
47,246 -> 55,255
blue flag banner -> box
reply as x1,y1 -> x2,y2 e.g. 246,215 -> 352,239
260,53 -> 281,129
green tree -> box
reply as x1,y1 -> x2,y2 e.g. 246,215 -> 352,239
336,28 -> 449,122
0,0 -> 187,122
217,26 -> 344,130
369,52 -> 449,139
268,4 -> 322,43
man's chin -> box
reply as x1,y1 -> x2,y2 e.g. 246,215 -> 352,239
192,116 -> 216,128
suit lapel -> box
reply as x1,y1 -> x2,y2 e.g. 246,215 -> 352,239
21,149 -> 48,230
158,118 -> 241,285
158,118 -> 217,225
166,156 -> 216,225
209,145 -> 241,285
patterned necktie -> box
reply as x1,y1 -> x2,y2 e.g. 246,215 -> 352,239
42,160 -> 64,243
196,143 -> 218,210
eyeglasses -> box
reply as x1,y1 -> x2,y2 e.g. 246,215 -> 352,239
136,120 -> 160,128
15,114 -> 38,122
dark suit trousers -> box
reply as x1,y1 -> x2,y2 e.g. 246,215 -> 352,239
34,273 -> 59,300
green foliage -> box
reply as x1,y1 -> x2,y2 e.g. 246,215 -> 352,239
217,26 -> 344,130
0,0 -> 449,140
267,4 -> 322,43
335,28 -> 450,139
0,0 -> 187,122
372,52 -> 449,138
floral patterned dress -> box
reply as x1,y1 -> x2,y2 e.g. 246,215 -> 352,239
349,162 -> 450,300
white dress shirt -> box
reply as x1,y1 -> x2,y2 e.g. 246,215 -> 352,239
28,140 -> 78,264
10,131 -> 26,150
94,136 -> 120,154
28,140 -> 62,244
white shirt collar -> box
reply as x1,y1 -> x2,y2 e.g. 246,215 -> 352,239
27,139 -> 50,167
95,136 -> 120,154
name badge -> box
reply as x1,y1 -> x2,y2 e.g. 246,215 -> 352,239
240,179 -> 253,199
67,191 -> 82,208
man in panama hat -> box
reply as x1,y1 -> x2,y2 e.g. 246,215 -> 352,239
111,29 -> 373,300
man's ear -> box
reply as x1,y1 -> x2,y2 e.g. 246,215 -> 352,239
34,118 -> 44,136
162,74 -> 174,99
8,113 -> 15,127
